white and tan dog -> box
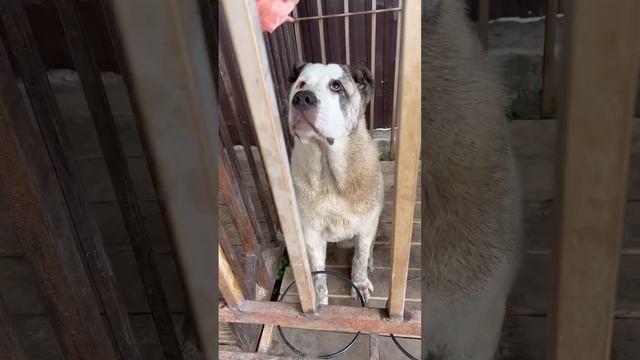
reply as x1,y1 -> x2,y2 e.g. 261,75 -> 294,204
287,63 -> 384,305
422,0 -> 524,359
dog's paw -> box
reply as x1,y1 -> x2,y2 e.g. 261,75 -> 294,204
351,278 -> 374,304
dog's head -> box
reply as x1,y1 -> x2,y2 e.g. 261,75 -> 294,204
287,63 -> 373,146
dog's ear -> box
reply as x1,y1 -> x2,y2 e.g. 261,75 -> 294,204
288,62 -> 308,83
347,65 -> 374,103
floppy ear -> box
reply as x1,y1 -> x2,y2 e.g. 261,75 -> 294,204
347,65 -> 374,104
288,62 -> 308,83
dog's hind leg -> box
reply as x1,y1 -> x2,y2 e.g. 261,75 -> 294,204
304,229 -> 329,305
351,222 -> 377,303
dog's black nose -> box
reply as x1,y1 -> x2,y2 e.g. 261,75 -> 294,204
292,90 -> 318,108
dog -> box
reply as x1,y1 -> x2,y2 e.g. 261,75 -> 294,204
286,63 -> 384,306
422,1 -> 524,359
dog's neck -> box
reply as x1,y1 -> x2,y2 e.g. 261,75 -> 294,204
294,118 -> 367,192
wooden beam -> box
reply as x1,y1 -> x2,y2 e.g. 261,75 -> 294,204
220,351 -> 296,360
478,0 -> 490,50
109,0 -> 220,358
541,0 -> 558,118
219,300 -> 421,337
0,35 -> 116,360
257,324 -> 276,353
52,0 -> 184,358
220,0 -> 317,314
550,0 -> 640,359
0,296 -> 26,360
219,244 -> 246,310
387,0 -> 421,320
0,1 -> 141,358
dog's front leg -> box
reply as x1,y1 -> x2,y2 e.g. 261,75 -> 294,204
304,229 -> 328,305
351,227 -> 376,304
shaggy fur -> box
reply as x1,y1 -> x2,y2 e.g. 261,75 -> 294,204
288,63 -> 384,305
422,0 -> 524,359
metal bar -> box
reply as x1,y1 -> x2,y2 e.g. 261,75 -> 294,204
541,0 -> 558,118
369,0 -> 377,129
220,351 -> 296,360
0,36 -> 116,360
219,300 -> 421,337
0,1 -> 141,358
293,7 -> 402,22
369,332 -> 380,360
219,244 -> 246,310
109,0 -> 220,358
387,0 -> 421,320
0,296 -> 26,360
292,6 -> 304,61
344,0 -> 350,64
389,0 -> 403,160
220,0 -> 317,314
549,0 -> 640,359
478,0 -> 489,50
52,1 -> 184,358
316,0 -> 327,63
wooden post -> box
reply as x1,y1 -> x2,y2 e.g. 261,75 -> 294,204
541,0 -> 558,118
478,0 -> 490,50
550,0 -> 640,359
0,296 -> 26,360
0,36 -> 116,360
220,0 -> 317,314
110,0 -> 221,357
219,244 -> 246,310
387,0 -> 421,320
0,1 -> 141,358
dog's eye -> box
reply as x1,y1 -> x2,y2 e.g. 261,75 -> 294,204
297,81 -> 305,89
329,80 -> 342,92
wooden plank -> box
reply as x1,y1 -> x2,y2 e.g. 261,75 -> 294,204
218,150 -> 270,291
219,244 -> 246,310
220,351 -> 296,360
220,0 -> 317,314
109,0 -> 220,357
386,0 -> 421,320
549,1 -> 640,359
257,324 -> 276,353
219,300 -> 421,337
0,35 -> 116,360
0,296 -> 26,360
219,226 -> 251,298
52,1 -> 184,358
369,332 -> 380,360
0,1 -> 141,359
478,0 -> 490,50
541,0 -> 558,118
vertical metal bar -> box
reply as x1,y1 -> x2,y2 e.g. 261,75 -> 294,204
293,6 -> 304,61
549,0 -> 640,359
0,36 -> 116,360
52,1 -> 184,358
220,0 -> 317,314
369,0 -> 377,129
386,0 -> 421,320
344,0 -> 350,65
0,1 -> 141,358
110,0 -> 220,357
478,0 -> 489,50
541,0 -> 558,118
219,243 -> 246,310
389,0 -> 403,160
316,0 -> 327,63
0,296 -> 26,360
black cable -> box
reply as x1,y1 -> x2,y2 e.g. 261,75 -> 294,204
387,276 -> 422,360
276,270 -> 365,359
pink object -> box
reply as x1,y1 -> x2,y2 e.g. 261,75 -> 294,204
256,0 -> 299,33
